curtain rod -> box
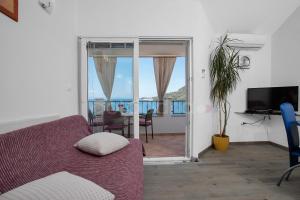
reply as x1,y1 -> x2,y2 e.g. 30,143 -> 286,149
90,55 -> 185,57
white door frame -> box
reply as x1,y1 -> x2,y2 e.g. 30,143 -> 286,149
139,37 -> 193,162
79,36 -> 193,161
79,37 -> 140,139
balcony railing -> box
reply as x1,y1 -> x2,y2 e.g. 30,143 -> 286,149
172,100 -> 187,115
88,99 -> 186,116
139,100 -> 159,114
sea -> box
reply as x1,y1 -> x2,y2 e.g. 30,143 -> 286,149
88,99 -> 186,114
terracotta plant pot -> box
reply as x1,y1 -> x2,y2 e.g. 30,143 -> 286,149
213,134 -> 229,151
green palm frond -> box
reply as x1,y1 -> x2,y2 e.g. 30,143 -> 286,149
209,34 -> 243,136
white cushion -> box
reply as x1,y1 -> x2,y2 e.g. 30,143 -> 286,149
74,132 -> 129,156
0,171 -> 115,200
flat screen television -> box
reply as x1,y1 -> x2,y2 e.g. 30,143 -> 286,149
246,86 -> 299,113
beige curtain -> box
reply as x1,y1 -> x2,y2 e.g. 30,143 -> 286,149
93,56 -> 117,101
153,57 -> 176,114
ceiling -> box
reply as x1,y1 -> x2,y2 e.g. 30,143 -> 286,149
200,0 -> 300,34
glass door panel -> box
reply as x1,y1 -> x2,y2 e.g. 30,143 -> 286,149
87,41 -> 136,138
139,40 -> 189,158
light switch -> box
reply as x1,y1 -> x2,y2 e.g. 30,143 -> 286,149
201,69 -> 206,79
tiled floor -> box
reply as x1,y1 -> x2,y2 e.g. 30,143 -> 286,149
92,125 -> 185,157
140,133 -> 185,157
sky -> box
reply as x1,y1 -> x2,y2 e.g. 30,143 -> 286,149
88,56 -> 185,100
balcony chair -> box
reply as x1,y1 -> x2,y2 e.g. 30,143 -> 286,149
277,102 -> 300,186
103,111 -> 126,136
139,109 -> 154,143
88,109 -> 104,133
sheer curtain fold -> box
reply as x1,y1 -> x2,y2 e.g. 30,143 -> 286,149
153,57 -> 176,114
93,56 -> 117,101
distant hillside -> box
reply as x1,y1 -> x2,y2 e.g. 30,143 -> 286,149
152,86 -> 186,100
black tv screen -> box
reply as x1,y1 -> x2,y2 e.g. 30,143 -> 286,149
247,86 -> 299,112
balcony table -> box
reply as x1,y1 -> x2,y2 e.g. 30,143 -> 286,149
121,113 -> 133,138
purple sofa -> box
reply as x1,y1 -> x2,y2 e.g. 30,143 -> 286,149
0,115 -> 144,200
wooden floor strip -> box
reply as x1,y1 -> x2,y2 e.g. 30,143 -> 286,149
144,143 -> 300,200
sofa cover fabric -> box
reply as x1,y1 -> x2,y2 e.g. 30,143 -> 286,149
0,171 -> 115,200
0,115 -> 143,200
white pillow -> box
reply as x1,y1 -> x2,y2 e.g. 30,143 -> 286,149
0,171 -> 114,200
74,132 -> 129,156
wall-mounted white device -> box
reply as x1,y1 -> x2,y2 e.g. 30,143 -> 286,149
227,33 -> 266,50
39,0 -> 55,14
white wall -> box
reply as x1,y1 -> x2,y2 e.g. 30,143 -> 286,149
0,0 -> 215,157
269,7 -> 300,147
78,0 -> 215,157
226,38 -> 272,142
210,6 -> 300,147
1,0 -> 282,156
0,0 -> 79,124
201,0 -> 300,34
139,116 -> 186,134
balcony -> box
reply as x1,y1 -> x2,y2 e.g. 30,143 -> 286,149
88,99 -> 187,116
88,99 -> 186,157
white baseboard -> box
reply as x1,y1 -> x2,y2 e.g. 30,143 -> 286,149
143,157 -> 191,165
0,114 -> 60,134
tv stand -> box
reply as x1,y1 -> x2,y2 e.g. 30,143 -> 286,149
235,110 -> 300,126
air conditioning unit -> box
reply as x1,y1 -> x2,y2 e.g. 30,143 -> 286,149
227,33 -> 266,50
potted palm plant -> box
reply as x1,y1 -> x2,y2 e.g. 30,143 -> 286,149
209,34 -> 242,151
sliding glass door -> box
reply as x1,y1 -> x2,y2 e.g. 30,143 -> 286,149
139,39 -> 191,159
80,38 -> 139,139
80,37 -> 192,160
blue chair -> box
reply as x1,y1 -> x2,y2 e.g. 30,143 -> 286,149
277,102 -> 300,186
